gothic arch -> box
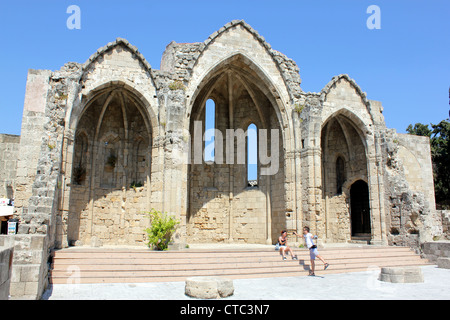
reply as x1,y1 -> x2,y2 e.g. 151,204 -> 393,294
321,108 -> 370,150
69,80 -> 158,138
321,109 -> 371,242
66,38 -> 159,139
188,53 -> 286,133
320,74 -> 374,126
188,19 -> 299,103
186,52 -> 287,244
65,84 -> 153,246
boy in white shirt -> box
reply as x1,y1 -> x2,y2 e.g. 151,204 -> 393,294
294,226 -> 329,276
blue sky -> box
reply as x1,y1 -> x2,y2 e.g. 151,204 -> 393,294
0,0 -> 449,137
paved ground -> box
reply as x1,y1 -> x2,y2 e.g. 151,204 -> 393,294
42,265 -> 450,300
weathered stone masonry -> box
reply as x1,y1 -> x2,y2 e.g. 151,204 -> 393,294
0,20 -> 444,299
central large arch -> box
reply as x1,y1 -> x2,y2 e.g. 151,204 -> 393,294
186,54 -> 287,244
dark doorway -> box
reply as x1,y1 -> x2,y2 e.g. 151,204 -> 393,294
350,180 -> 371,235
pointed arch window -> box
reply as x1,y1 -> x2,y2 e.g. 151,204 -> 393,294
204,99 -> 215,163
336,156 -> 346,195
247,123 -> 258,187
73,132 -> 88,185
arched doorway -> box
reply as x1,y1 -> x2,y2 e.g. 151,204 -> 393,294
321,111 -> 369,243
350,180 -> 371,236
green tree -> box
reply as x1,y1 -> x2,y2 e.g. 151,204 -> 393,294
406,123 -> 432,137
407,120 -> 450,209
430,120 -> 450,207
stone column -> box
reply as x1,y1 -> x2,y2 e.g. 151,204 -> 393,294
292,109 -> 303,244
300,146 -> 322,235
370,132 -> 388,245
160,87 -> 189,248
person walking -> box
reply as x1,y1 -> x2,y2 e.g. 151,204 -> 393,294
294,227 -> 329,276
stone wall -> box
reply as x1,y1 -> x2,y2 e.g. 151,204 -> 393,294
441,210 -> 450,240
0,235 -> 47,299
14,70 -> 51,216
422,240 -> 450,262
381,128 -> 438,248
0,245 -> 14,300
396,133 -> 435,210
7,63 -> 82,299
0,134 -> 20,199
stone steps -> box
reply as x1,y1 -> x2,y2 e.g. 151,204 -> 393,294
49,246 -> 432,284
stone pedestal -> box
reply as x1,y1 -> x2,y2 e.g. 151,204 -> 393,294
185,276 -> 234,299
379,266 -> 424,283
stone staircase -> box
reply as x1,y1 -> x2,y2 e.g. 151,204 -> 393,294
49,245 -> 432,284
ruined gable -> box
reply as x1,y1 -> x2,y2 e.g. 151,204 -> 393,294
321,75 -> 374,132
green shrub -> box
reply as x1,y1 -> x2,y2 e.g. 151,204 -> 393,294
145,209 -> 180,251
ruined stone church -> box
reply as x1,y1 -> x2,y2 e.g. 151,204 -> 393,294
0,20 -> 443,298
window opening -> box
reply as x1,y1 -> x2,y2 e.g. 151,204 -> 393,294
204,99 -> 215,163
247,123 -> 258,187
336,156 -> 345,195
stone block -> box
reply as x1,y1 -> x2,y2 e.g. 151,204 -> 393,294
379,266 -> 424,283
9,281 -> 25,297
422,241 -> 450,262
437,257 -> 450,269
0,246 -> 14,300
185,276 -> 234,299
19,264 -> 40,282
